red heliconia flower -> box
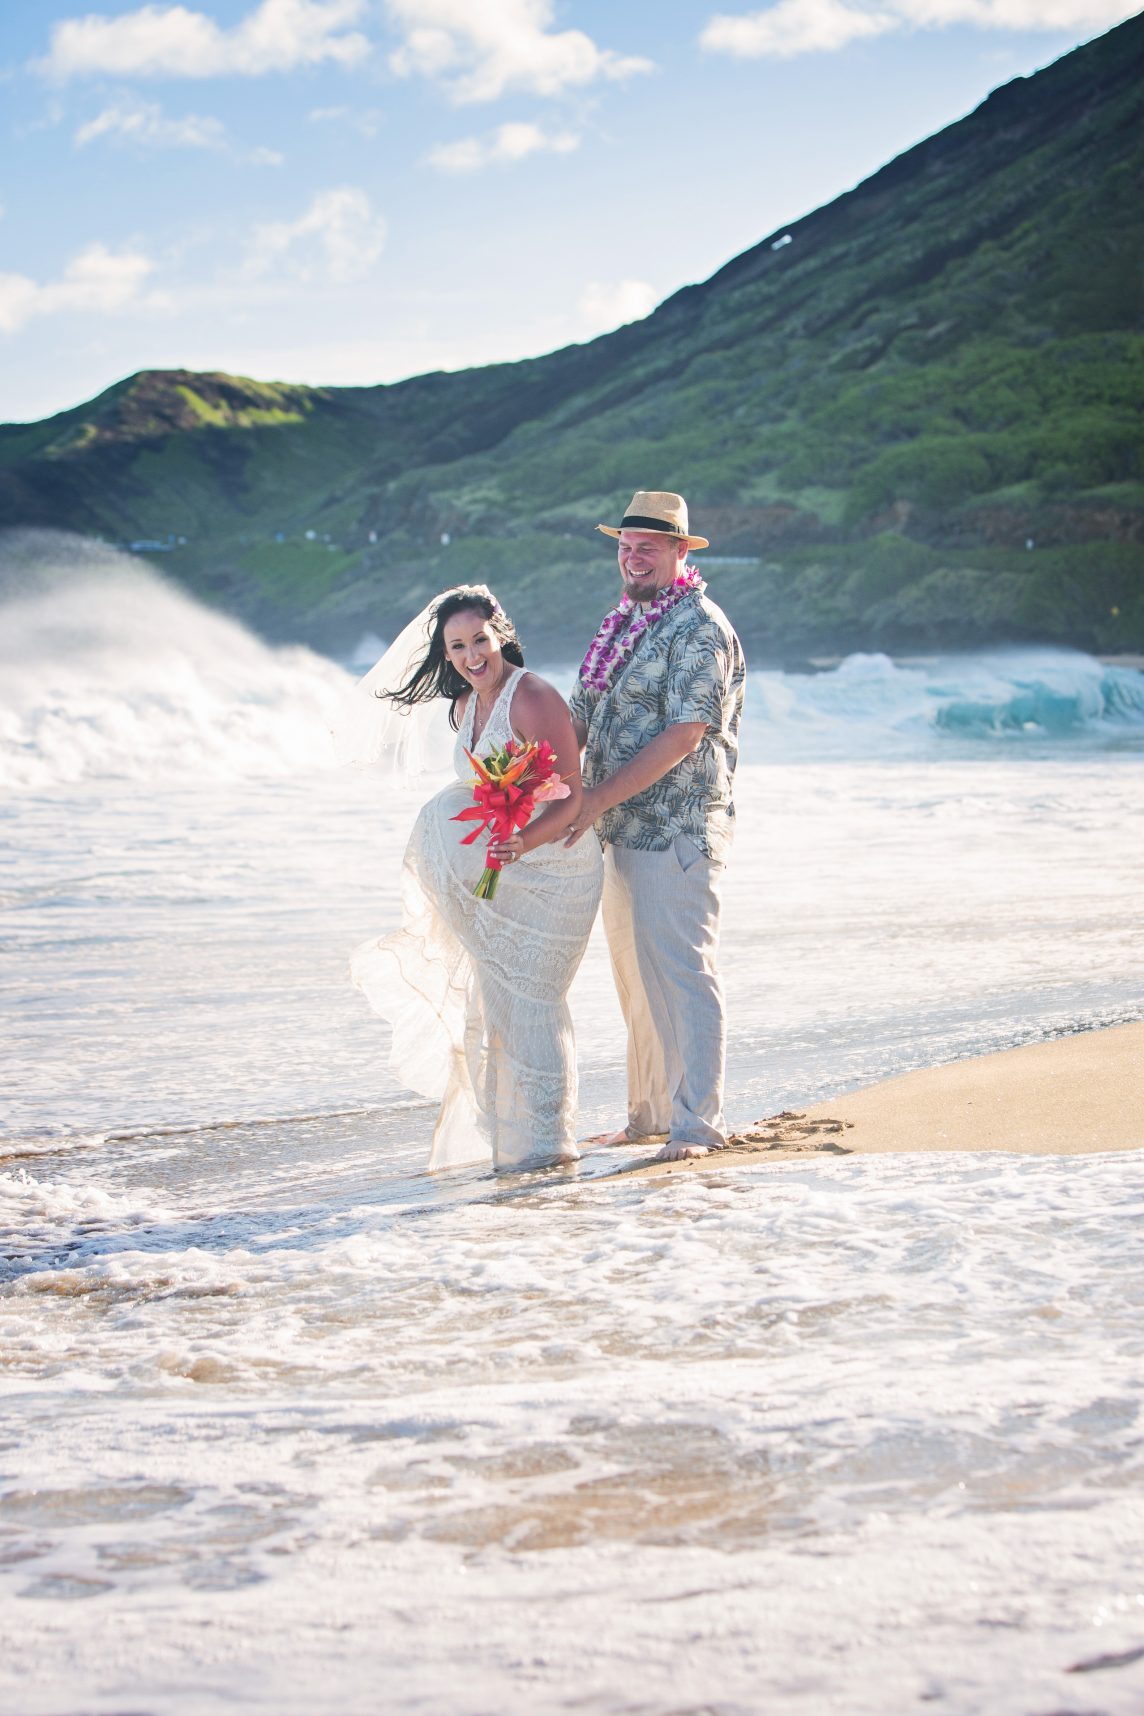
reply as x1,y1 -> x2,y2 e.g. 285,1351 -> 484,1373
453,737 -> 570,901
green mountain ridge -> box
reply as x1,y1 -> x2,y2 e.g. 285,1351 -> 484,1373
2,14 -> 1142,659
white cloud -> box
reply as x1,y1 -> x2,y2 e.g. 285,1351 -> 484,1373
892,0 -> 1135,24
385,0 -> 653,103
75,97 -> 226,149
0,277 -> 37,334
0,243 -> 156,334
429,121 -> 579,173
39,0 -> 370,81
73,96 -> 284,163
244,187 -> 385,284
702,0 -> 896,58
701,0 -> 1137,59
577,278 -> 657,336
307,104 -> 383,136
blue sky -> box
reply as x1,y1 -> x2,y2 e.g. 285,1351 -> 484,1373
0,0 -> 1136,423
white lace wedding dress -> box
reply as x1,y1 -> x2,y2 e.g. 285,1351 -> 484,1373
351,668 -> 603,1171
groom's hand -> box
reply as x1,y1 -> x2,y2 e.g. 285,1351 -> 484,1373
564,725 -> 705,846
564,786 -> 602,846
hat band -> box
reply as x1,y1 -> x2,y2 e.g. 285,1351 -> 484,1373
619,513 -> 685,535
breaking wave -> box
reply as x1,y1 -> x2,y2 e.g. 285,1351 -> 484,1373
746,648 -> 1144,759
0,531 -> 354,790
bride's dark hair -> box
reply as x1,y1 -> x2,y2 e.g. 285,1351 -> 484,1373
381,585 -> 525,730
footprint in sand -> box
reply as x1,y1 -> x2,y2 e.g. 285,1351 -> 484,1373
727,1111 -> 854,1156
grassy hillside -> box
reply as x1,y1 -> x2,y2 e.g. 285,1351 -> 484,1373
2,14 -> 1142,660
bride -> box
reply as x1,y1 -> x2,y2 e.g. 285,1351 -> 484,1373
345,586 -> 603,1171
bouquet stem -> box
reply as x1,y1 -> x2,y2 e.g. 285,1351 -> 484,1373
474,865 -> 501,901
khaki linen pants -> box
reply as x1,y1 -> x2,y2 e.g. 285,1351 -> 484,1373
602,836 -> 728,1149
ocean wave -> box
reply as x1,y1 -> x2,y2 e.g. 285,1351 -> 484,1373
0,531 -> 355,790
3,533 -> 1141,787
746,648 -> 1144,758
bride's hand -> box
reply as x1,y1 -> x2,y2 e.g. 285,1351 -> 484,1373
491,832 -> 525,866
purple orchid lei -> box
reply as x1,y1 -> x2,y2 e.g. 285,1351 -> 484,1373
578,564 -> 706,693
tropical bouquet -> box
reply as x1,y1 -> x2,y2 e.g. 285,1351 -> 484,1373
453,738 -> 569,900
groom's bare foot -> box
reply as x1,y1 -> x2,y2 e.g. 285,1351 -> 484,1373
655,1140 -> 724,1162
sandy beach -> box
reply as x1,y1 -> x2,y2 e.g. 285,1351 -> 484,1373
617,1021 -> 1144,1173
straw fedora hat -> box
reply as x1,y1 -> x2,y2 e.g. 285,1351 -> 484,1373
596,490 -> 710,551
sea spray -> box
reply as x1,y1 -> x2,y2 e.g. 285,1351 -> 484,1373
0,530 -> 351,789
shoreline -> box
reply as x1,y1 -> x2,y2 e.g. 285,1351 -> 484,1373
610,1021 -> 1144,1174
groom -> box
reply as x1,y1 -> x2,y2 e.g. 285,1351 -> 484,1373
566,491 -> 745,1161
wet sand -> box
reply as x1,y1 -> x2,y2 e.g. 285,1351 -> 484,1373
611,1021 -> 1144,1174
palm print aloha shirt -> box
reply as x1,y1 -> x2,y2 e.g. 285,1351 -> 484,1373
569,589 -> 746,861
